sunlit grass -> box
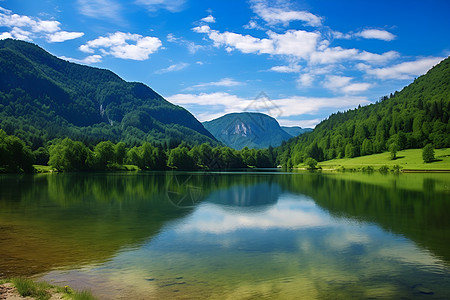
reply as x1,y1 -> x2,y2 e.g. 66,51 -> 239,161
317,148 -> 450,171
2,278 -> 97,300
11,278 -> 51,300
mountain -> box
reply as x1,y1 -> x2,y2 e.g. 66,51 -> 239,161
275,56 -> 450,166
0,39 -> 217,149
281,126 -> 313,137
203,112 -> 294,150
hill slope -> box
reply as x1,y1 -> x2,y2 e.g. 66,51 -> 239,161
0,39 -> 216,148
276,56 -> 450,166
203,112 -> 294,149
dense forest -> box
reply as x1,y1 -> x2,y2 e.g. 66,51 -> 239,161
0,39 -> 217,149
0,129 -> 275,173
275,56 -> 450,167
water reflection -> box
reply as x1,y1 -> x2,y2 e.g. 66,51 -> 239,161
1,172 -> 450,299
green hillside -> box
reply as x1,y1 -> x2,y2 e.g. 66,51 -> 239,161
316,148 -> 450,171
276,56 -> 450,167
203,112 -> 294,149
0,39 -> 217,149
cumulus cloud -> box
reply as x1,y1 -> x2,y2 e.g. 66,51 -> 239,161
365,57 -> 445,80
135,0 -> 186,12
80,32 -> 162,60
193,25 -> 319,59
355,29 -> 396,41
201,15 -> 215,23
155,62 -> 189,74
250,0 -> 322,27
0,6 -> 84,42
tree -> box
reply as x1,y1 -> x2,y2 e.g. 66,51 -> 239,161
0,129 -> 34,173
305,157 -> 318,169
389,142 -> 399,160
94,141 -> 115,169
422,144 -> 435,163
114,142 -> 127,164
48,138 -> 90,171
167,146 -> 196,170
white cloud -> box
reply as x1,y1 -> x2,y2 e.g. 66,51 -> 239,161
323,75 -> 352,90
194,25 -> 320,59
334,29 -> 396,42
80,32 -> 162,60
0,32 -> 12,40
47,31 -> 84,42
167,92 -> 370,122
243,20 -> 264,30
356,29 -> 396,41
270,64 -> 301,73
297,73 -> 314,87
60,55 -> 103,64
187,78 -> 243,90
250,0 -> 322,27
310,47 -> 358,64
77,0 -> 122,21
155,62 -> 189,74
135,0 -> 186,12
357,50 -> 399,64
31,20 -> 60,33
323,75 -> 371,94
201,15 -> 215,23
0,7 -> 84,42
365,57 -> 445,80
310,47 -> 398,65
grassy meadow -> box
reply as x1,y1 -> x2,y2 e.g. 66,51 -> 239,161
312,148 -> 450,171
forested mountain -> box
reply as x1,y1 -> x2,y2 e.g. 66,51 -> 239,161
203,112 -> 295,149
276,56 -> 450,167
0,39 -> 216,149
281,126 -> 313,137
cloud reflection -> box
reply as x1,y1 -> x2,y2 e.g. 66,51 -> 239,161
176,195 -> 333,234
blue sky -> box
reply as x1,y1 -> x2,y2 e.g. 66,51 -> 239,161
1,0 -> 449,128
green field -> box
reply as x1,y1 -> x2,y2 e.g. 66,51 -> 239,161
313,148 -> 450,171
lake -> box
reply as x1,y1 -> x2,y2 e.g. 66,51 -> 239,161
1,171 -> 449,299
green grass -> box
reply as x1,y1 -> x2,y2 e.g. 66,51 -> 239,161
33,165 -> 55,173
11,278 -> 51,300
2,278 -> 97,300
315,148 -> 450,171
33,164 -> 140,173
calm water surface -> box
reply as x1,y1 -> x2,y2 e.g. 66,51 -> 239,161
0,171 -> 449,299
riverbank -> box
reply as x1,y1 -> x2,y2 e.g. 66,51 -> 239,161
0,278 -> 96,300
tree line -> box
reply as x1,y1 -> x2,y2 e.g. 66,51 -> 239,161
0,129 -> 276,173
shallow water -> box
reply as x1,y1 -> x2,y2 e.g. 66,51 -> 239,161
0,171 -> 449,299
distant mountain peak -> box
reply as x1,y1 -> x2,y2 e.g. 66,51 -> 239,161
203,112 -> 308,149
